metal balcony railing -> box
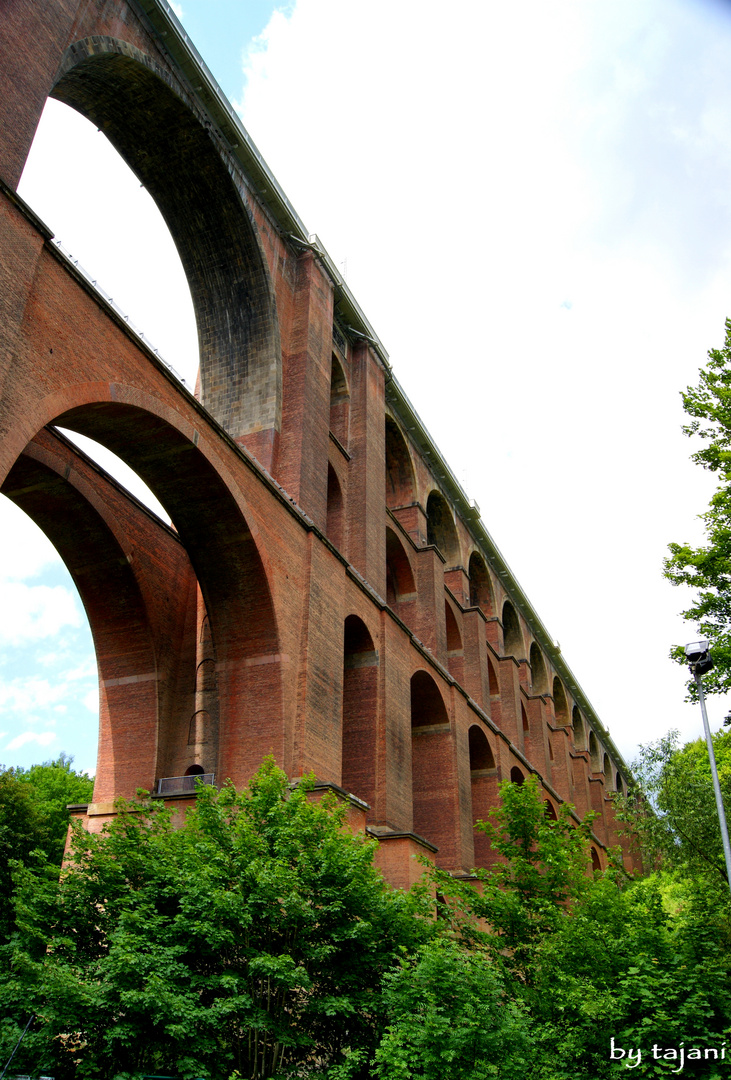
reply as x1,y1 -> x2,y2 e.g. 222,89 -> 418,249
156,773 -> 215,796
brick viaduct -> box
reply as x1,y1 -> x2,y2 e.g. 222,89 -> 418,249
0,0 -> 635,884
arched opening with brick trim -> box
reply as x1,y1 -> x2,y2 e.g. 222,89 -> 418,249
572,705 -> 586,750
589,731 -> 601,771
468,724 -> 497,867
386,527 -> 417,618
445,600 -> 463,681
616,772 -> 624,795
385,417 -> 416,507
468,551 -> 494,615
326,464 -> 344,551
553,677 -> 569,724
49,39 -> 281,453
2,401 -> 282,802
341,615 -> 378,811
545,799 -> 558,821
603,753 -> 612,783
530,642 -> 548,694
510,766 -> 525,785
522,703 -> 530,739
410,670 -> 457,862
426,491 -> 460,566
502,601 -> 523,657
329,355 -> 350,449
488,657 -> 500,697
591,846 -> 602,873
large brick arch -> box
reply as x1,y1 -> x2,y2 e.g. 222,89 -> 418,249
51,36 -> 281,451
3,387 -> 284,792
1,428 -> 194,802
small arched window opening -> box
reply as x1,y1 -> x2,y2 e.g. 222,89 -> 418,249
326,464 -> 344,551
510,766 -> 525,785
530,643 -> 548,694
488,658 -> 499,697
386,527 -> 416,608
589,732 -> 600,771
468,551 -> 493,615
572,705 -> 585,750
591,846 -> 602,873
469,726 -> 495,773
445,601 -> 462,653
185,764 -> 204,777
616,773 -> 624,796
521,703 -> 530,735
545,800 -> 558,821
426,491 -> 460,565
603,753 -> 611,779
553,677 -> 568,724
329,354 -> 350,448
385,417 -> 416,507
411,670 -> 450,728
502,601 -> 523,657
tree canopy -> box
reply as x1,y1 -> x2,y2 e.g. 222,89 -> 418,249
665,317 -> 731,695
0,755 -> 93,941
0,761 -> 428,1080
3,760 -> 731,1079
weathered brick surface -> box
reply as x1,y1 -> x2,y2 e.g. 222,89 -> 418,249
0,0 -> 637,882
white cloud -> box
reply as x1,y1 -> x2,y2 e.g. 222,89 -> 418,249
0,497 -> 63,582
83,689 -> 99,714
0,582 -> 80,643
6,731 -> 57,752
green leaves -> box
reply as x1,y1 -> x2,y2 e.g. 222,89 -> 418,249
0,760 -> 429,1079
665,318 -> 731,696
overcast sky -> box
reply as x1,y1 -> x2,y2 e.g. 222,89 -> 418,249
6,0 -> 731,776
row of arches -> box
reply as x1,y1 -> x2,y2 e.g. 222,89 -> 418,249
383,503 -> 625,793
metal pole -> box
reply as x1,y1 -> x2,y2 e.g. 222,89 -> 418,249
0,1013 -> 34,1080
693,668 -> 731,898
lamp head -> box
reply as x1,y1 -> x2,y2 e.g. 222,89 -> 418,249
685,639 -> 714,674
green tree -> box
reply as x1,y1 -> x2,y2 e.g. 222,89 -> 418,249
665,317 -> 731,696
373,939 -> 529,1080
0,761 -> 429,1080
0,755 -> 93,941
625,729 -> 731,897
431,776 -> 731,1079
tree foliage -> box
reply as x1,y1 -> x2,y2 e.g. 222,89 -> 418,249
624,729 -> 731,905
665,317 -> 731,695
430,775 -> 731,1079
3,761 -> 731,1078
0,761 -> 428,1080
0,755 -> 93,941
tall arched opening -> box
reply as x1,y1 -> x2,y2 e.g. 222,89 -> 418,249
49,38 -> 281,455
530,642 -> 548,694
2,400 -> 283,801
385,418 -> 416,507
468,725 -> 497,868
410,670 -> 457,863
329,355 -> 350,449
426,491 -> 460,566
553,677 -> 569,724
468,551 -> 494,615
341,615 -> 378,811
502,601 -> 523,657
386,527 -> 417,621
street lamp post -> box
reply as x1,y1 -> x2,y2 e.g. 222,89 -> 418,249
685,640 -> 731,898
